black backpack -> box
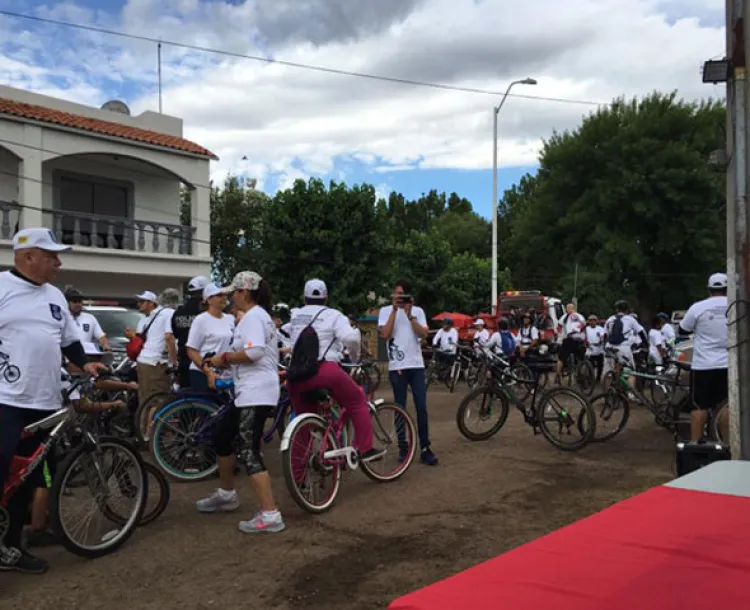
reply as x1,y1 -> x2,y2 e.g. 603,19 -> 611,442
287,309 -> 333,383
608,315 -> 626,346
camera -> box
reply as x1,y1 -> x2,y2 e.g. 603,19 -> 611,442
397,294 -> 413,307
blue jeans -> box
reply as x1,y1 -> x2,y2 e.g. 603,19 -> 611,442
389,368 -> 430,450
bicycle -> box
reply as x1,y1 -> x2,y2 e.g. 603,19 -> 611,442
456,356 -> 596,451
0,340 -> 21,383
280,393 -> 417,513
558,346 -> 596,396
2,377 -> 147,558
584,348 -> 695,442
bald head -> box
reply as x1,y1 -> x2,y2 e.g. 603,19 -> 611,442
14,248 -> 61,284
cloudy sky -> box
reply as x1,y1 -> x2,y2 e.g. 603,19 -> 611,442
0,0 -> 725,217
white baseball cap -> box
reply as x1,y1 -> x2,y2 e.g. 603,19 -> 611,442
304,279 -> 328,299
13,227 -> 70,252
134,290 -> 157,303
708,272 -> 728,289
203,283 -> 222,301
473,319 -> 485,326
188,275 -> 209,292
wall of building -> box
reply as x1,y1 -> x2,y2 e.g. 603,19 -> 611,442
0,147 -> 18,203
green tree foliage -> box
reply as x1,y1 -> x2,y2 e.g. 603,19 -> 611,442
436,254 -> 510,314
433,211 -> 491,259
505,92 -> 725,316
258,179 -> 389,315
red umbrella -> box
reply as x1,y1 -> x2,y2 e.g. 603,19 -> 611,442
431,312 -> 474,328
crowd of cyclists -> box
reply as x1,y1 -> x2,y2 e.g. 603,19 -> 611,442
0,226 -> 729,576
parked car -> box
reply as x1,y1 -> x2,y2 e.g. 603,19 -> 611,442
87,306 -> 144,365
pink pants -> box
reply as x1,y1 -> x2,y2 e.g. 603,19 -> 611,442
287,361 -> 374,453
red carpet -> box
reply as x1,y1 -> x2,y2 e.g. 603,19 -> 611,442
389,486 -> 750,610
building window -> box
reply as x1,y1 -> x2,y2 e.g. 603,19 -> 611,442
58,174 -> 130,248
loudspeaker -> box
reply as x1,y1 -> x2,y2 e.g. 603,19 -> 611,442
675,441 -> 731,477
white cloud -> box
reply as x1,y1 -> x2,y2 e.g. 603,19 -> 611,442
0,0 -> 725,190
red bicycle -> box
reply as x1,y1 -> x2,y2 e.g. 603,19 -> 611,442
2,377 -> 148,558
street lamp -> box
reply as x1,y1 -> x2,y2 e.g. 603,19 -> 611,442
491,77 -> 537,315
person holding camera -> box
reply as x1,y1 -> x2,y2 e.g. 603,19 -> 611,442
378,278 -> 438,466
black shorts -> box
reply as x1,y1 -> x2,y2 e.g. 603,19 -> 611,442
213,404 -> 271,475
691,368 -> 729,412
558,338 -> 585,363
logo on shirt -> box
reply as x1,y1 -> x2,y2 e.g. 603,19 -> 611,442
83,323 -> 90,332
49,303 -> 63,321
388,339 -> 405,362
0,340 -> 20,384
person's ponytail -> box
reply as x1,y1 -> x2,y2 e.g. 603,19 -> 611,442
250,279 -> 272,312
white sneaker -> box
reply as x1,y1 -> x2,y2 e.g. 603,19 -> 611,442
238,511 -> 285,534
196,488 -> 240,513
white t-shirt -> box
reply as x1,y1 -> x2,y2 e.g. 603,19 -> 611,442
485,331 -> 515,355
233,306 -> 280,407
561,312 -> 586,340
680,295 -> 728,370
186,312 -> 235,373
518,326 -> 540,346
473,328 -> 490,345
72,311 -> 104,344
661,323 -> 676,345
0,271 -> 81,411
378,305 -> 427,371
585,326 -> 605,355
289,305 -> 360,363
136,307 -> 174,366
649,329 -> 666,363
605,314 -> 644,348
432,328 -> 459,354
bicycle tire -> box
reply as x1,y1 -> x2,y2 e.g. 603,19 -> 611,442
425,361 -> 439,389
709,401 -> 729,444
280,414 -> 342,514
536,387 -> 595,451
456,386 -> 510,441
360,402 -> 417,482
510,362 -> 534,402
364,363 -> 381,394
448,361 -> 461,393
575,360 -> 596,396
4,365 -> 21,383
135,391 -> 174,446
50,437 -> 146,558
139,462 -> 171,526
151,399 -> 221,482
583,392 -> 630,442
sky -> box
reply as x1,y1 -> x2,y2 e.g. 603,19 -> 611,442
0,0 -> 726,218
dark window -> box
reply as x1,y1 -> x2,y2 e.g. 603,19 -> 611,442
59,175 -> 129,248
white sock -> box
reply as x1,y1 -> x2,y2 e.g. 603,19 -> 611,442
262,510 -> 280,520
218,488 -> 236,499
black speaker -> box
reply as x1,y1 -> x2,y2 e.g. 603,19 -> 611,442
675,441 -> 731,477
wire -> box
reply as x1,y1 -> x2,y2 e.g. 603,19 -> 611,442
0,9 -> 605,107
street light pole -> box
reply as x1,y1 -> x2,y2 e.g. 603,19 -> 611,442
491,78 -> 537,315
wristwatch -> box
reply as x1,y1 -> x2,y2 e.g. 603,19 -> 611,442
408,315 -> 417,321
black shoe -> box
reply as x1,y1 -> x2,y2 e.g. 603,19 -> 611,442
0,546 -> 49,574
420,447 -> 439,466
26,529 -> 59,548
360,448 -> 386,463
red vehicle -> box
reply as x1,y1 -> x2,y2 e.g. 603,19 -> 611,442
497,290 -> 565,342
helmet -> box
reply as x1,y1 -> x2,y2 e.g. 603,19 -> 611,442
64,287 -> 84,302
498,318 -> 510,331
442,318 -> 453,326
614,300 -> 629,312
657,312 -> 669,320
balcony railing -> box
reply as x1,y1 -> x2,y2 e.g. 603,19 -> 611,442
50,210 -> 195,256
0,201 -> 21,239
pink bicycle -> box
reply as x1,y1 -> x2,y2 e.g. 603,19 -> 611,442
280,391 -> 417,513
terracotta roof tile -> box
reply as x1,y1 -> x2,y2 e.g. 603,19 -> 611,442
0,97 -> 217,159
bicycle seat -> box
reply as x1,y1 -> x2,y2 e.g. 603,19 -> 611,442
300,388 -> 332,405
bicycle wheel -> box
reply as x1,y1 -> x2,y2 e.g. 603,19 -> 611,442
135,391 -> 174,446
583,392 -> 630,442
50,437 -> 146,558
510,362 -> 534,402
139,462 -> 171,526
448,360 -> 462,393
709,401 -> 729,444
456,387 -> 510,441
151,399 -> 220,481
363,363 -> 381,394
281,414 -> 342,514
575,360 -> 596,396
360,402 -> 417,482
536,387 -> 594,451
425,361 -> 438,389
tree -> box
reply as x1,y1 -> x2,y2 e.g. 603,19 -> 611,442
210,175 -> 269,285
436,253 -> 510,314
259,179 -> 390,315
390,229 -> 452,312
506,92 -> 726,314
433,211 -> 491,259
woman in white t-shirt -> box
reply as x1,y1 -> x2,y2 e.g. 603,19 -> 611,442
196,271 -> 284,535
185,284 -> 235,392
648,315 -> 667,366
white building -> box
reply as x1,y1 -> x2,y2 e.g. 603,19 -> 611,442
0,84 -> 216,299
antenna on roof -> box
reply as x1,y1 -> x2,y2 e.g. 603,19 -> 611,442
101,100 -> 131,115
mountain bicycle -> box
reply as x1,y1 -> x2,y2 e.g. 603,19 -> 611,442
280,393 -> 417,514
456,355 -> 595,451
3,377 -> 147,558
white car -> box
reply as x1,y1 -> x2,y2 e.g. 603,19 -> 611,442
86,305 -> 144,365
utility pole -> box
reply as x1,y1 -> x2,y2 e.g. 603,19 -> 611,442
572,263 -> 579,310
727,0 -> 750,458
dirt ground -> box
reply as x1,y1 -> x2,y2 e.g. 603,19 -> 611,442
0,386 -> 675,610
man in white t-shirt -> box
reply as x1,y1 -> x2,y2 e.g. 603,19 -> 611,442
125,290 -> 175,439
604,300 -> 647,386
585,315 -> 605,382
679,273 -> 729,442
378,278 -> 437,466
0,228 -> 104,574
658,313 -> 676,347
556,303 -> 586,383
432,318 -> 459,369
472,319 -> 490,357
64,287 -> 109,351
